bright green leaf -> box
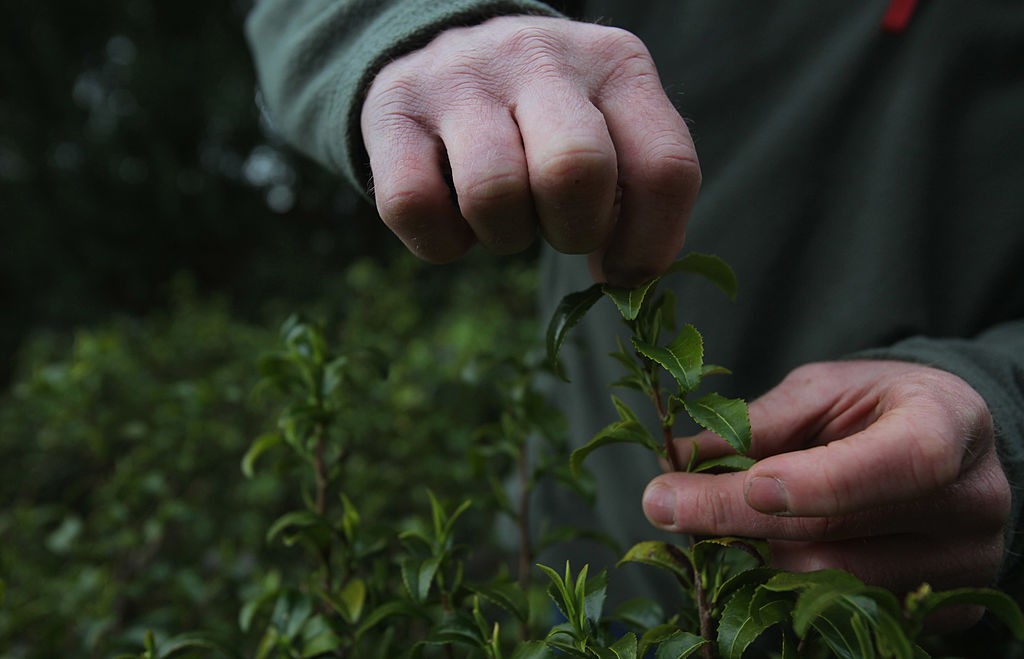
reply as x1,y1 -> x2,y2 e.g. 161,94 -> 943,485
570,419 -> 659,478
683,393 -> 751,455
633,324 -> 703,393
338,578 -> 367,623
603,278 -> 660,321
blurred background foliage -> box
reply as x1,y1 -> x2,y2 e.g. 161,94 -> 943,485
0,0 -> 542,655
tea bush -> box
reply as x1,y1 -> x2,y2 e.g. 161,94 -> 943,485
0,254 -> 540,657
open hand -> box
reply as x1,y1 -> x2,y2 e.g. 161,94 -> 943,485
361,15 -> 700,285
642,360 -> 1010,609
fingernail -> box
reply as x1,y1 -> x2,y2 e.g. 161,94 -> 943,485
643,483 -> 677,528
746,477 -> 790,515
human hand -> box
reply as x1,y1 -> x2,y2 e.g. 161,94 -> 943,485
360,15 -> 700,285
642,360 -> 1010,614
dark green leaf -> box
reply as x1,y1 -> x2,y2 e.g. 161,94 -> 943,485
809,609 -> 872,659
400,555 -> 442,603
609,632 -> 639,659
156,632 -> 243,659
683,393 -> 751,455
612,598 -> 665,630
546,283 -> 604,380
906,585 -> 1024,641
511,640 -> 557,659
355,600 -> 429,639
633,324 -> 703,393
654,631 -> 708,659
300,615 -> 344,657
666,253 -> 739,301
583,568 -> 609,626
717,584 -> 793,659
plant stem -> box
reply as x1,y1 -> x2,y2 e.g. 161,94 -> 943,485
692,546 -> 715,659
649,374 -> 682,472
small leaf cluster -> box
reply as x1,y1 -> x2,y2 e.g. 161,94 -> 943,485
547,253 -> 752,475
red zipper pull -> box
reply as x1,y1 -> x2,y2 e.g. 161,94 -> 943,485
881,0 -> 920,33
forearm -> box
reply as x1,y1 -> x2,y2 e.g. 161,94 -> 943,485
244,0 -> 563,194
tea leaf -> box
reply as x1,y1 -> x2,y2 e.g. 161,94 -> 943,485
471,580 -> 530,624
603,278 -> 660,321
570,419 -> 659,478
338,578 -> 367,623
633,324 -> 703,393
717,583 -> 792,659
355,600 -> 430,639
666,253 -> 738,301
682,393 -> 751,455
691,454 -> 756,473
511,640 -> 557,659
583,568 -> 609,627
400,555 -> 442,603
618,541 -> 693,585
609,631 -> 639,659
907,586 -> 1024,640
546,283 -> 604,380
653,631 -> 707,659
612,598 -> 665,631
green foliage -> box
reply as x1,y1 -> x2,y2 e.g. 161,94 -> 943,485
2,251 -> 1021,658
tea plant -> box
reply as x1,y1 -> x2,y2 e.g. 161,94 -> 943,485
545,253 -> 1024,658
103,255 -> 1023,658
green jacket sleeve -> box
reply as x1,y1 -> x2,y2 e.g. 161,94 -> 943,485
857,320 -> 1024,584
244,0 -> 563,196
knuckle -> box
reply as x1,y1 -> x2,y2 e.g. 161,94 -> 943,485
376,185 -> 432,232
501,25 -> 567,79
457,170 -> 528,217
595,28 -> 658,82
534,146 -> 615,189
634,136 -> 702,196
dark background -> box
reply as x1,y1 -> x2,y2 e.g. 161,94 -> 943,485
0,0 -> 401,385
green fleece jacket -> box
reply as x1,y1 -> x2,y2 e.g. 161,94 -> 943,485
246,0 -> 1024,601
